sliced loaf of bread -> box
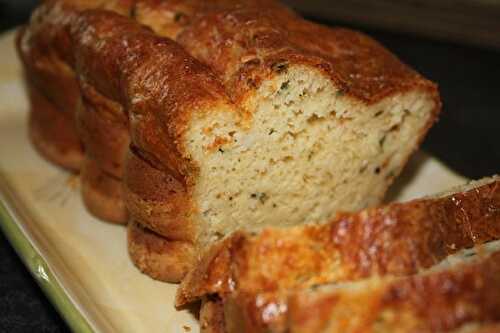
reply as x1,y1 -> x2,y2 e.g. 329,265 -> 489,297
284,241 -> 500,333
123,5 -> 440,280
176,177 -> 500,330
22,1 -> 440,281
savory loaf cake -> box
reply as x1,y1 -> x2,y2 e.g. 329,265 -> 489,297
123,5 -> 440,280
21,0 -> 441,281
284,241 -> 500,333
176,176 -> 500,330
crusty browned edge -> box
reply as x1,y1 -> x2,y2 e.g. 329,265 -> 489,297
70,9 -> 238,280
80,158 -> 128,224
177,178 -> 500,307
178,7 -> 440,106
15,0 -> 136,171
17,0 -> 167,218
123,149 -> 195,241
76,80 -> 129,180
286,250 -> 500,333
133,0 -> 288,39
471,324 -> 500,333
24,68 -> 84,171
134,0 -> 294,39
127,220 -> 196,282
17,0 -> 134,112
70,8 -> 231,177
16,25 -> 83,171
200,296 -> 226,333
76,77 -> 130,223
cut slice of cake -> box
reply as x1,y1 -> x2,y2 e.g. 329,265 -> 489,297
284,241 -> 500,333
176,177 -> 500,330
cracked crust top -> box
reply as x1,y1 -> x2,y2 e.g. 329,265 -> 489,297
178,7 -> 440,107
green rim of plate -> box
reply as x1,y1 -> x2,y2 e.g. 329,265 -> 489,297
0,193 -> 94,333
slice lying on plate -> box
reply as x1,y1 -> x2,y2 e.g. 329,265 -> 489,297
286,240 -> 500,333
176,176 -> 500,332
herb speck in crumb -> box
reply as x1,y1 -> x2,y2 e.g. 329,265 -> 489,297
218,148 -> 224,154
379,135 -> 386,148
280,80 -> 289,91
250,192 -> 268,204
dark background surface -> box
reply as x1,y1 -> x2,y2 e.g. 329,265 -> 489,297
0,0 -> 499,332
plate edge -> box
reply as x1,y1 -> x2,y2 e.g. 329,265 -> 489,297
0,176 -> 95,333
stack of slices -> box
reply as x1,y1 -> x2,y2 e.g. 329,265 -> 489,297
17,0 -> 500,331
177,177 -> 500,332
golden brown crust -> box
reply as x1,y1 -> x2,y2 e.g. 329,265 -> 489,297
177,7 -> 438,106
123,149 -> 195,241
472,324 -> 500,333
127,220 -> 195,283
202,250 -> 500,333
76,79 -> 130,223
200,297 -> 226,333
177,178 -> 500,306
21,0 -> 442,283
17,1 -> 134,172
223,292 -> 287,333
72,0 -> 204,223
71,9 -> 230,175
287,251 -> 500,333
70,10 -> 237,280
26,75 -> 83,171
80,158 -> 127,224
77,81 -> 129,179
134,0 -> 292,39
133,0 -> 197,38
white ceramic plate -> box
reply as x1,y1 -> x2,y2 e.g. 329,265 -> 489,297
0,29 -> 467,333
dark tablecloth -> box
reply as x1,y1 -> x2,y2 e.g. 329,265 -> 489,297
0,1 -> 498,332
